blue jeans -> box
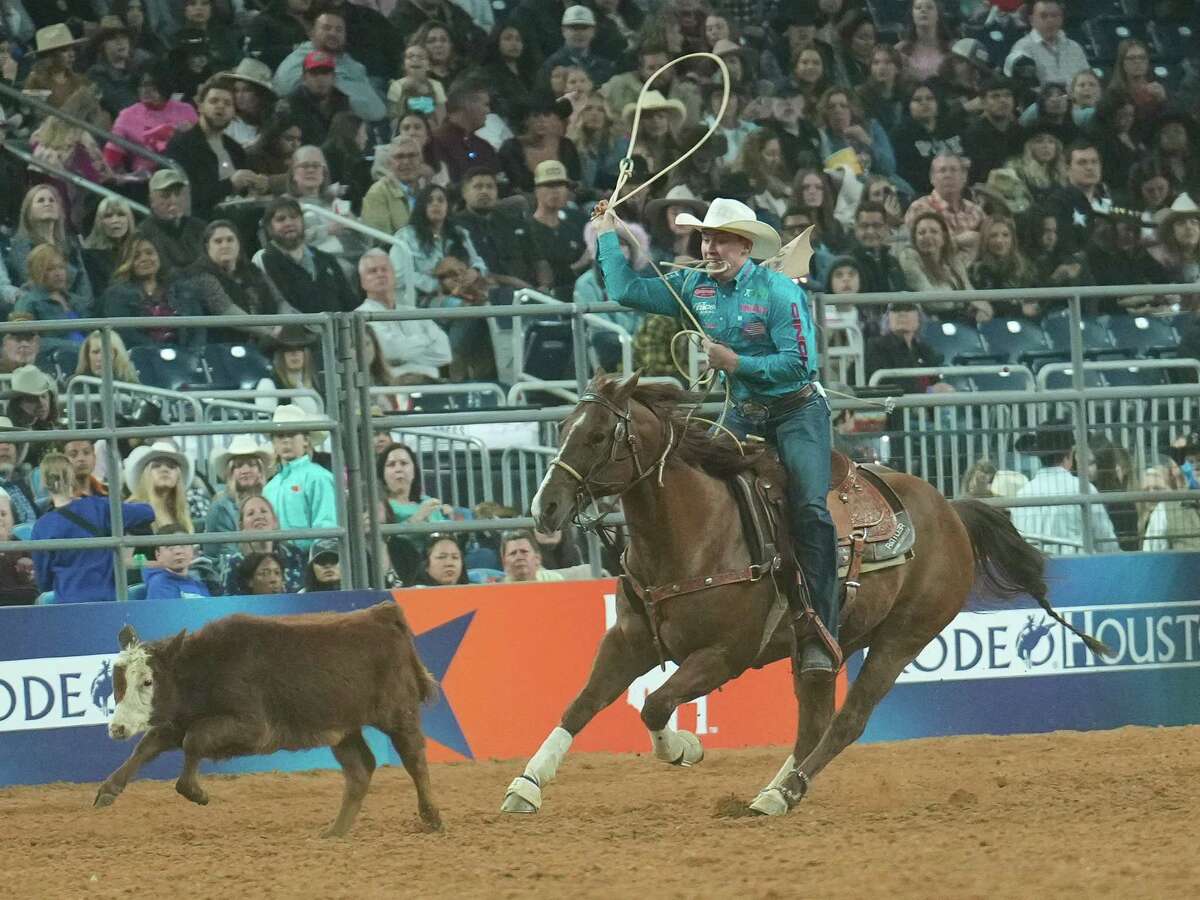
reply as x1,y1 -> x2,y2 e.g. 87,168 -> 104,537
726,394 -> 840,640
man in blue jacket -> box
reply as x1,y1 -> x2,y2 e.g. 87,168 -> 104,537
594,199 -> 840,676
31,453 -> 155,603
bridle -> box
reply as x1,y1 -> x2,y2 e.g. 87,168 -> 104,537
548,391 -> 676,530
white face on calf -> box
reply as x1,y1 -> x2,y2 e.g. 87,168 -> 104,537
108,646 -> 155,740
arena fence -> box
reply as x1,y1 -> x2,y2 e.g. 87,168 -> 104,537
3,283 -> 1200,595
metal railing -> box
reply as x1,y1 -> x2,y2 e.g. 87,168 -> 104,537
3,143 -> 152,216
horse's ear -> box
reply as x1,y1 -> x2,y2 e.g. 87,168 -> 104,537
118,625 -> 139,650
613,369 -> 642,400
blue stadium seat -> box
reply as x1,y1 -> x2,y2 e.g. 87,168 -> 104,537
1150,21 -> 1196,61
920,320 -> 987,364
35,591 -> 56,605
466,546 -> 500,570
203,343 -> 272,390
127,584 -> 147,602
13,523 -> 32,541
523,320 -> 575,381
979,318 -> 1052,365
1101,365 -> 1169,387
1043,368 -> 1107,390
971,370 -> 1031,391
1105,314 -> 1179,357
1042,311 -> 1115,357
129,345 -> 208,391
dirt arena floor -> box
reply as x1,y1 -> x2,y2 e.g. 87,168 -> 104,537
4,725 -> 1197,899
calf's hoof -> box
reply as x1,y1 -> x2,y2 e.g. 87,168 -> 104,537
499,775 -> 541,814
175,780 -> 209,806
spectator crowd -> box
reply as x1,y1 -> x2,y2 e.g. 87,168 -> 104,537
0,0 -> 1199,601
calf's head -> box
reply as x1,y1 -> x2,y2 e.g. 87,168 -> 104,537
108,625 -> 185,740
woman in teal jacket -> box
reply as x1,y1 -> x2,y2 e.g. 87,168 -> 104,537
262,404 -> 337,552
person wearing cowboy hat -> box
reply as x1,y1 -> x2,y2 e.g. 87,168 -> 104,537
124,439 -> 197,532
530,160 -> 591,298
225,57 -> 278,148
204,435 -> 276,557
263,403 -> 336,551
595,199 -> 843,677
1153,193 -> 1200,284
24,23 -> 89,109
624,89 -> 688,174
3,364 -> 60,469
539,5 -> 616,89
253,324 -> 324,414
1011,418 -> 1117,555
85,15 -> 140,117
31,451 -> 156,604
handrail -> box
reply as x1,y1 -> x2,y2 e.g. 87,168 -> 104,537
868,364 -> 1036,388
1035,358 -> 1200,390
3,142 -> 151,216
0,79 -> 180,172
298,201 -> 402,247
818,283 -> 1200,307
366,382 -> 508,405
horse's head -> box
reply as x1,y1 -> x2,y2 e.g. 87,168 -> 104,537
531,370 -> 655,533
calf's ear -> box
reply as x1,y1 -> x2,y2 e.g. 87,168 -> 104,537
159,629 -> 187,660
118,625 -> 140,649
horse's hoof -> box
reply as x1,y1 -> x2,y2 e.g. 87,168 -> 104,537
500,775 -> 541,814
319,824 -> 349,839
748,788 -> 790,817
175,781 -> 209,806
93,789 -> 117,808
675,730 -> 704,767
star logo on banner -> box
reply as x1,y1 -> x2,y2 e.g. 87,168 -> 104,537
412,611 -> 475,759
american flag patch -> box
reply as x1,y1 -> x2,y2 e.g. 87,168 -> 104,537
742,320 -> 767,338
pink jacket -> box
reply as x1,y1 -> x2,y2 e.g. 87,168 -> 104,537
103,100 -> 198,173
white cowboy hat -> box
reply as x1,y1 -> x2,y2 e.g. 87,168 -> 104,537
35,23 -> 84,54
3,365 -> 57,398
673,197 -> 782,259
226,57 -> 275,94
623,90 -> 686,126
124,441 -> 194,491
272,403 -> 328,449
1155,191 -> 1199,228
210,435 -> 275,480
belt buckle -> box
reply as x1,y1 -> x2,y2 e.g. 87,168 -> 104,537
739,401 -> 769,425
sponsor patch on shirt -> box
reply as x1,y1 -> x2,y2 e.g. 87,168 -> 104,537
693,300 -> 716,315
693,286 -> 716,299
740,303 -> 768,315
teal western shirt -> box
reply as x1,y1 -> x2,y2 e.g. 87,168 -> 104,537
596,230 -> 817,403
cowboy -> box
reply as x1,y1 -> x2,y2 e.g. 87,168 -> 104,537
594,199 -> 841,676
205,436 -> 275,557
263,404 -> 336,551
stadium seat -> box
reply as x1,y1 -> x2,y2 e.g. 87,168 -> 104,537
522,320 -> 575,381
35,591 -> 56,605
979,318 -> 1052,365
466,546 -> 500,571
127,584 -> 147,602
1042,311 -> 1115,357
920,320 -> 987,365
1043,368 -> 1107,390
1105,314 -> 1179,357
1150,21 -> 1196,60
129,345 -> 208,391
13,523 -> 32,541
970,370 -> 1032,392
203,343 -> 272,390
467,568 -> 504,584
1101,365 -> 1170,387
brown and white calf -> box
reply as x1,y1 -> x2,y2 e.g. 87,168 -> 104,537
96,601 -> 442,837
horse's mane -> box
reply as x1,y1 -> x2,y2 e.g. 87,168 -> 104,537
626,381 -> 764,478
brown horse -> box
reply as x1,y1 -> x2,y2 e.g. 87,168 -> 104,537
500,372 -> 1106,816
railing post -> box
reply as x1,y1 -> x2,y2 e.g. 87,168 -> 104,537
357,326 -> 388,590
1067,293 -> 1096,554
98,327 -> 129,600
330,314 -> 368,589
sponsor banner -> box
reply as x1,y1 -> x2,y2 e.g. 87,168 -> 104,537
0,654 -> 117,733
854,553 -> 1200,742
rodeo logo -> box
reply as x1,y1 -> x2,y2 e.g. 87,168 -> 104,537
0,654 -> 118,733
896,601 -> 1200,683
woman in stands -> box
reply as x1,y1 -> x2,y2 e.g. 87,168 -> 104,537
253,325 -> 323,415
787,47 -> 832,107
1127,159 -> 1175,220
245,113 -> 303,179
226,57 -> 277,148
1087,89 -> 1143,198
301,540 -> 342,592
1107,38 -> 1167,138
1152,200 -> 1200,286
24,24 -> 89,109
894,0 -> 952,86
14,244 -> 93,352
968,217 -> 1037,313
321,112 -> 373,214
125,440 -> 194,533
393,112 -> 449,185
74,330 -> 140,384
830,11 -> 877,89
410,534 -> 469,587
1019,203 -> 1090,291
185,220 -> 290,343
103,65 -> 197,178
378,441 -> 452,554
99,237 -> 200,347
8,183 -> 93,305
791,168 -> 850,252
736,129 -> 791,220
569,94 -> 628,194
470,22 -> 541,123
816,86 -> 896,176
857,44 -> 905,134
891,82 -> 964,196
81,196 -> 136,297
29,85 -> 117,229
1008,125 -> 1067,194
392,184 -> 487,303
412,21 -> 464,85
286,145 -> 366,264
899,210 -> 981,320
234,551 -> 287,596
219,495 -> 305,594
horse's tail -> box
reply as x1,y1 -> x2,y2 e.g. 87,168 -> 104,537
952,499 -> 1112,657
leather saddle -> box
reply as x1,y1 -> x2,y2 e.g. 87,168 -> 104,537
732,451 -> 915,592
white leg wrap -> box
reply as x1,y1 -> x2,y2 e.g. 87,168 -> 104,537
766,755 -> 796,791
650,728 -> 703,766
500,727 -> 573,814
748,754 -> 800,817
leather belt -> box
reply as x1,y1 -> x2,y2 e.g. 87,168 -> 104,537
738,383 -> 818,421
